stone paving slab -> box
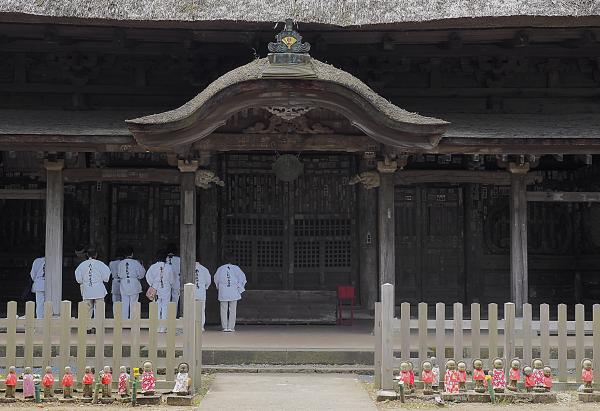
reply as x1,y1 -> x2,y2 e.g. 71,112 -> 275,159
198,373 -> 377,411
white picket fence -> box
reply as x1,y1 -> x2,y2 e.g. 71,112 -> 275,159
0,283 -> 202,390
374,283 -> 600,390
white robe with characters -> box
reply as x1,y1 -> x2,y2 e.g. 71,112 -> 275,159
214,263 -> 247,302
109,259 -> 122,301
194,263 -> 211,301
75,258 -> 110,299
118,258 -> 146,296
166,255 -> 181,302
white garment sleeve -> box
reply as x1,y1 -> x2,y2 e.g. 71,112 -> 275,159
204,270 -> 212,290
137,261 -> 146,279
100,262 -> 111,282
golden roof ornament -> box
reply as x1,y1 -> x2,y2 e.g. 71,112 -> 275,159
267,18 -> 311,65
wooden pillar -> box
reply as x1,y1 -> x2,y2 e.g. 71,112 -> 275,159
45,160 -> 64,316
178,160 -> 198,306
358,160 -> 378,309
509,163 -> 529,316
378,160 -> 397,286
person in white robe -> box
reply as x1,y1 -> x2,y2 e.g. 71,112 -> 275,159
74,247 -> 110,333
146,251 -> 175,332
194,262 -> 211,331
214,261 -> 247,332
108,247 -> 124,303
117,246 -> 146,319
30,256 -> 46,319
166,244 -> 181,311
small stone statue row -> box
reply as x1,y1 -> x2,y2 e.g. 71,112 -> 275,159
4,361 -> 192,400
394,357 -> 594,395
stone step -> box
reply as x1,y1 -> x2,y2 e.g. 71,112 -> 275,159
201,349 -> 373,365
203,364 -> 373,374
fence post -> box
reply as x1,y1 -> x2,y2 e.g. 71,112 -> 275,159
400,302 -> 410,361
488,303 -> 498,366
194,300 -> 203,391
504,303 -> 516,373
594,305 -> 600,372
540,304 -> 550,366
453,303 -> 463,361
113,302 -> 123,376
6,301 -> 17,369
76,301 -> 87,386
166,302 -> 177,382
24,301 -> 34,368
381,283 -> 394,390
374,302 -> 382,389
131,302 -> 141,370
418,302 -> 428,366
148,302 -> 158,369
95,300 -> 105,374
522,303 -> 532,366
471,303 -> 480,361
42,302 -> 52,368
575,304 -> 584,382
557,304 -> 567,382
182,284 -> 197,392
435,303 -> 445,369
59,301 -> 71,382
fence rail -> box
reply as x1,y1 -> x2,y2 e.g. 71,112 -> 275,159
0,283 -> 202,390
374,283 -> 600,390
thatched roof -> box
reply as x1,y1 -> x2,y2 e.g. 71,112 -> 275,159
1,1 -> 599,26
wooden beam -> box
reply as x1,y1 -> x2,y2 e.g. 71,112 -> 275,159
436,138 -> 600,155
510,172 -> 528,316
63,168 -> 180,183
179,160 -> 198,315
378,165 -> 396,286
394,170 -> 542,186
357,159 -> 378,309
45,160 -> 64,316
0,188 -> 45,200
193,133 -> 377,152
527,191 -> 600,202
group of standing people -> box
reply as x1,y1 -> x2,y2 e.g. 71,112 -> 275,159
29,246 -> 247,333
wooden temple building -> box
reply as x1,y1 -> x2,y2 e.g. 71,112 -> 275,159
0,3 -> 599,321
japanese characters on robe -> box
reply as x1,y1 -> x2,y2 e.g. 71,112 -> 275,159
146,262 -> 175,300
141,370 -> 156,392
194,263 -> 212,301
62,372 -> 74,388
166,254 -> 181,303
492,368 -> 506,390
30,256 -> 46,318
75,258 -> 110,300
22,371 -> 35,398
108,257 -> 122,302
42,371 -> 55,388
118,257 -> 146,298
444,369 -> 460,393
214,263 -> 247,302
118,371 -> 130,395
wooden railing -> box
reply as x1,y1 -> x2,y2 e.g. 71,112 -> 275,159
0,283 -> 202,389
374,283 -> 600,390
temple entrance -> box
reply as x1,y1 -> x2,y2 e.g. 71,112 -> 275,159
221,153 -> 358,292
394,185 -> 465,304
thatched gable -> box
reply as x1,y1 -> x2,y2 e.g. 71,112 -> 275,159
0,0 -> 599,26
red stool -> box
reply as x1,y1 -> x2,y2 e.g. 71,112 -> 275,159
337,285 -> 355,325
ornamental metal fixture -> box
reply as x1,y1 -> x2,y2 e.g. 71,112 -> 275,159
267,18 -> 311,65
272,154 -> 304,182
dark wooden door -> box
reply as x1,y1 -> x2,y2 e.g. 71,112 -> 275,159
221,154 -> 357,291
395,186 -> 465,304
110,184 -> 180,267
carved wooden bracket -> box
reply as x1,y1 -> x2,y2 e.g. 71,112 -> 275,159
195,169 -> 224,189
348,171 -> 380,189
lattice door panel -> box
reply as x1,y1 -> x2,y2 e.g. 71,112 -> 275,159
221,154 -> 357,291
